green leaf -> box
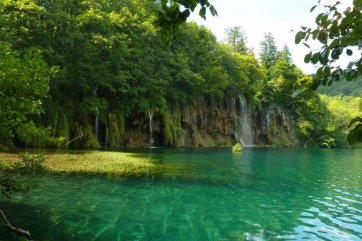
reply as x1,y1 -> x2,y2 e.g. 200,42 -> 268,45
295,31 -> 305,44
321,15 -> 329,25
304,53 -> 312,63
310,5 -> 317,12
323,66 -> 331,76
312,29 -> 319,40
331,49 -> 340,60
199,6 -> 206,20
316,13 -> 324,24
310,78 -> 321,90
346,49 -> 353,56
320,48 -> 330,65
316,67 -> 324,77
209,5 -> 217,16
311,53 -> 320,64
317,31 -> 327,44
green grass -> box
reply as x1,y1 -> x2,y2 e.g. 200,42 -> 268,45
0,150 -> 236,185
0,151 -> 156,177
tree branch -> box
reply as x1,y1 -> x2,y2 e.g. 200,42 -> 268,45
0,208 -> 32,240
0,129 -> 84,240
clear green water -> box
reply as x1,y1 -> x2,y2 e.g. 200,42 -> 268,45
1,148 -> 362,241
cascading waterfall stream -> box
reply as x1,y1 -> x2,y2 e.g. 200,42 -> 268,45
148,111 -> 154,145
232,98 -> 243,146
93,85 -> 99,140
94,107 -> 99,140
234,95 -> 255,147
104,125 -> 109,148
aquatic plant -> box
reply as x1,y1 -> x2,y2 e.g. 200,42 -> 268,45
232,143 -> 242,152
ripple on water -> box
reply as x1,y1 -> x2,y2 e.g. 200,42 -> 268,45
1,149 -> 362,241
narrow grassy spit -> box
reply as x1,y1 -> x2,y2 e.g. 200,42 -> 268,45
0,150 -> 236,185
0,151 -> 156,177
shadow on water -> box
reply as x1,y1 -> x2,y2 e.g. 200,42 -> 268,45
0,201 -> 74,241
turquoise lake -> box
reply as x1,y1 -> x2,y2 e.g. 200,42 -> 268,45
1,148 -> 362,240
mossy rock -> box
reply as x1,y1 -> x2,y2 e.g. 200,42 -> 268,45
232,143 -> 242,152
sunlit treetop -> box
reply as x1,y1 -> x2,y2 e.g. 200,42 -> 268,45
153,0 -> 217,43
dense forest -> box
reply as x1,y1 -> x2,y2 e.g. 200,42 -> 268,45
0,0 -> 361,149
317,78 -> 362,96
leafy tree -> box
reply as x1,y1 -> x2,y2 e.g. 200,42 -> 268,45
268,46 -> 302,104
224,26 -> 248,54
295,89 -> 337,147
296,0 -> 362,143
317,77 -> 362,96
296,0 -> 362,84
0,43 -> 53,149
259,32 -> 278,77
319,94 -> 362,146
153,0 -> 217,42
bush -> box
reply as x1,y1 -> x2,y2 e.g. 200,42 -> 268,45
232,143 -> 242,152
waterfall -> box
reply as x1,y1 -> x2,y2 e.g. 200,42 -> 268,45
266,110 -> 271,128
148,111 -> 154,145
232,98 -> 240,144
234,95 -> 254,147
105,125 -> 109,148
93,85 -> 99,140
94,107 -> 99,140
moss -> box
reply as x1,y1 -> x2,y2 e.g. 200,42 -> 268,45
161,110 -> 173,146
232,143 -> 242,152
44,100 -> 60,137
57,111 -> 70,141
119,112 -> 125,136
107,113 -> 121,148
81,124 -> 100,148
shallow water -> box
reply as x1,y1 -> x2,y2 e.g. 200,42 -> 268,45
1,148 -> 362,241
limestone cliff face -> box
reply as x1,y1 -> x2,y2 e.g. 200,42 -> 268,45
253,104 -> 299,147
95,97 -> 299,148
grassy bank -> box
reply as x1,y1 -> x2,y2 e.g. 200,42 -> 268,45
0,150 -> 238,185
0,151 -> 157,177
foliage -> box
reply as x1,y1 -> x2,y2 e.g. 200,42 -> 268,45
296,0 -> 362,84
296,0 -> 362,143
348,117 -> 362,144
15,122 -> 65,148
317,77 -> 362,96
320,94 -> 362,145
153,0 -> 217,42
294,91 -> 336,147
259,32 -> 278,76
0,42 -> 53,149
0,0 -> 358,149
224,26 -> 248,54
232,143 -> 242,152
0,153 -> 47,198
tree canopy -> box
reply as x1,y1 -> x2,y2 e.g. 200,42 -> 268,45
224,26 -> 248,55
296,0 -> 362,85
154,0 -> 217,42
296,0 -> 362,143
0,0 -> 359,149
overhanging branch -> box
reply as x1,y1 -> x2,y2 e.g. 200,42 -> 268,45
0,208 -> 32,240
